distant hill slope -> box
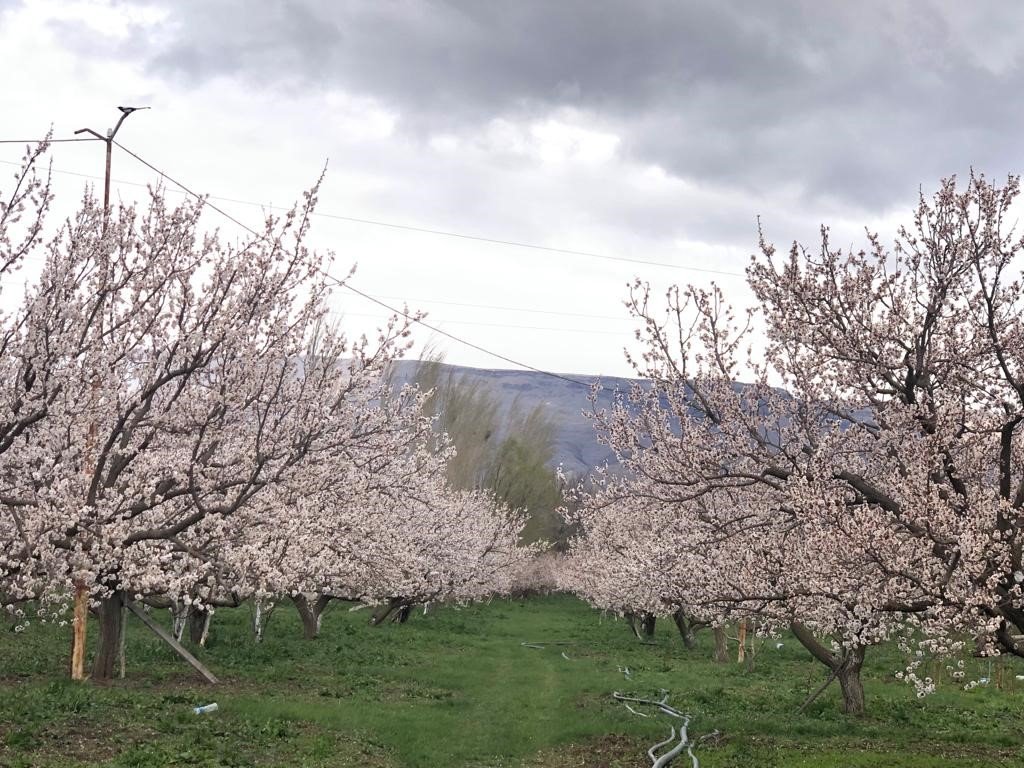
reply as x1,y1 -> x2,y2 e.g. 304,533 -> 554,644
388,362 -> 854,480
388,361 -> 646,477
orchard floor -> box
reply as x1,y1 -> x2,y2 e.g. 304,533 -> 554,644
1,595 -> 1023,767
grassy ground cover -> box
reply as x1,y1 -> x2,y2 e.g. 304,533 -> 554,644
1,595 -> 1022,767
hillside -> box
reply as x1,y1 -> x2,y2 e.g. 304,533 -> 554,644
388,360 -> 646,477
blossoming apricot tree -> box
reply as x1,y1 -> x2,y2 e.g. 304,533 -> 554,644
1,145 -> 533,680
568,173 -> 1024,714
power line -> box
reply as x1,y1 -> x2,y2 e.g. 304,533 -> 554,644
339,284 -> 593,386
151,182 -> 741,278
0,137 -> 101,144
0,228 -> 632,326
0,142 -> 636,362
2,246 -> 632,333
110,141 -> 595,389
372,294 -> 628,322
0,157 -> 161,194
0,158 -> 106,179
0,152 -> 635,324
1,142 -> 744,278
0,158 -> 630,324
332,309 -> 626,336
263,209 -> 741,277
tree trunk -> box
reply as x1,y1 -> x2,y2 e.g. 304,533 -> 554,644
171,603 -> 188,642
292,594 -> 331,639
673,609 -> 698,650
973,632 -> 991,657
92,591 -> 124,682
713,626 -> 729,663
625,612 -> 642,639
251,599 -> 276,642
393,603 -> 412,624
189,609 -> 210,646
641,613 -> 656,638
198,612 -> 211,647
737,619 -> 747,664
790,621 -> 867,715
745,629 -> 760,672
837,646 -> 866,716
117,604 -> 127,679
370,598 -> 408,626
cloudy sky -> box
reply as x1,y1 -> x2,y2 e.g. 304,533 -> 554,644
2,0 -> 1022,377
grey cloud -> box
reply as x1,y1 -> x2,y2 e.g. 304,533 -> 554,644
62,1 -> 1024,212
132,1 -> 803,118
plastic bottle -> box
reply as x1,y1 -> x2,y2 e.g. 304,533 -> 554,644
193,703 -> 219,715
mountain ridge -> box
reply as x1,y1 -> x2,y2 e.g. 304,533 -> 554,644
387,360 -> 645,476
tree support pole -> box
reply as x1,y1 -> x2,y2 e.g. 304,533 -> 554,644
70,581 -> 88,680
125,601 -> 218,684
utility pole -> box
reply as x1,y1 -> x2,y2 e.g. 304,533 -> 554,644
67,106 -> 148,681
75,106 -> 149,233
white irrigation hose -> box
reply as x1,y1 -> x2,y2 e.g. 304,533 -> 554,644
613,692 -> 703,768
520,640 -> 573,647
518,641 -> 712,766
648,725 -> 682,766
520,642 -> 575,659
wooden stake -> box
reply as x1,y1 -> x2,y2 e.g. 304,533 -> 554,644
70,581 -> 88,680
125,601 -> 219,685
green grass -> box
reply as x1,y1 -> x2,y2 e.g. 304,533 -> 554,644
1,596 -> 1022,767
